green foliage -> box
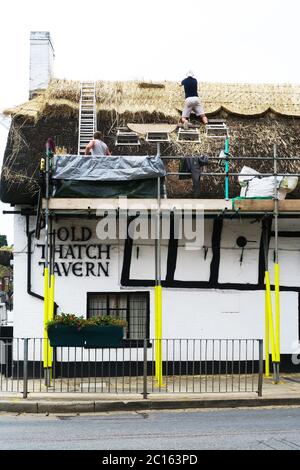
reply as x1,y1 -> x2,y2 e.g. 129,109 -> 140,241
46,313 -> 127,330
0,235 -> 8,248
46,313 -> 85,330
86,316 -> 127,327
0,265 -> 12,278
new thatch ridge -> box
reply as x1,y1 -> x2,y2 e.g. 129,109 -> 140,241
4,79 -> 300,121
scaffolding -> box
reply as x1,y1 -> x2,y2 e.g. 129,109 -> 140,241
36,125 -> 300,387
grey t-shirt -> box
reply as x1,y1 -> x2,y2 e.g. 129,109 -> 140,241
91,139 -> 109,156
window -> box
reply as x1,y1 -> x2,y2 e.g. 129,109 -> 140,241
87,292 -> 149,341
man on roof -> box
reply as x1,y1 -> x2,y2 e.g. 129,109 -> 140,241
85,131 -> 111,156
180,71 -> 208,127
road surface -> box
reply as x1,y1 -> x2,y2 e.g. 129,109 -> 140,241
0,407 -> 300,450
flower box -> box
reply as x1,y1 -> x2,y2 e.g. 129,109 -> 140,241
47,325 -> 85,347
46,314 -> 126,348
84,325 -> 124,348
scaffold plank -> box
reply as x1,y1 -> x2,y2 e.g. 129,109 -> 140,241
234,199 -> 300,212
44,198 -> 232,212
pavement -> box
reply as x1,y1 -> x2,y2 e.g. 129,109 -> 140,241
1,374 -> 300,413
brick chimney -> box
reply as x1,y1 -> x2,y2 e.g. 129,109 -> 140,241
29,31 -> 55,99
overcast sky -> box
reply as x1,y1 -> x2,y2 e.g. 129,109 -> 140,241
0,0 -> 300,244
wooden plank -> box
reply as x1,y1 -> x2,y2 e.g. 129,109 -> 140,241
234,199 -> 300,212
43,197 -> 300,213
45,198 -> 233,212
46,198 -> 119,210
127,123 -> 177,135
160,199 -> 232,211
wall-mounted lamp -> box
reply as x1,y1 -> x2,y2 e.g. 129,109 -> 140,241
236,236 -> 247,265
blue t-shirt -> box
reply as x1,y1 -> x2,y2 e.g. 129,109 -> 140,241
181,77 -> 198,98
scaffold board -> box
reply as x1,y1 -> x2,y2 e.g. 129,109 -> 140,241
127,123 -> 177,135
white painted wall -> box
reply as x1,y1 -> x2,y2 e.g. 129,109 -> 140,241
12,212 -> 300,359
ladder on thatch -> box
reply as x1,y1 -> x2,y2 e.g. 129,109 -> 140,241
115,127 -> 140,146
205,120 -> 229,139
77,81 -> 97,154
177,128 -> 201,143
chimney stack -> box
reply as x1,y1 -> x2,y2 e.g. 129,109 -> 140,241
29,31 -> 55,99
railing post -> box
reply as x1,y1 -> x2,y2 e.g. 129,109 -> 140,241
143,339 -> 148,399
23,339 -> 29,399
258,339 -> 263,397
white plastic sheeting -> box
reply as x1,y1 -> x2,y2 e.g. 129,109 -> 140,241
238,165 -> 298,199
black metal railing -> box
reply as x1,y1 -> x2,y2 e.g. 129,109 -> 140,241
0,337 -> 263,398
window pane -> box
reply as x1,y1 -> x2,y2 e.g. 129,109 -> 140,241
87,292 -> 148,340
129,293 -> 147,339
109,294 -> 127,319
88,294 -> 107,317
109,294 -> 128,337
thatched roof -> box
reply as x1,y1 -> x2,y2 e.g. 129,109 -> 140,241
1,79 -> 300,205
4,79 -> 300,121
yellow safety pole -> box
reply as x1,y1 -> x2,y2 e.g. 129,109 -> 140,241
155,286 -> 163,386
43,267 -> 49,369
274,263 -> 280,363
265,271 -> 276,362
47,274 -> 55,368
154,162 -> 163,388
43,141 -> 54,385
155,285 -> 158,377
264,283 -> 270,377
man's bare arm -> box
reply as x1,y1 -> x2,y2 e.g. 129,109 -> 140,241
84,140 -> 94,155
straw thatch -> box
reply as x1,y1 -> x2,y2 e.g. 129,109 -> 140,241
4,79 -> 300,121
1,79 -> 300,204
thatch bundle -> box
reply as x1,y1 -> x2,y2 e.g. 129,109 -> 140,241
1,79 -> 300,204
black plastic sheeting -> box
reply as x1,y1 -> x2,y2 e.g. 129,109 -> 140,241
53,179 -> 163,198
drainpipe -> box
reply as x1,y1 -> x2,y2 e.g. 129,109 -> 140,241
26,214 -> 58,311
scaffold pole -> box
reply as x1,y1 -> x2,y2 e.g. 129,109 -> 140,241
273,144 -> 281,383
155,142 -> 163,387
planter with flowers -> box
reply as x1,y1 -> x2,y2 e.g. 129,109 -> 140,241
47,314 -> 127,348
83,316 -> 127,348
47,314 -> 85,347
